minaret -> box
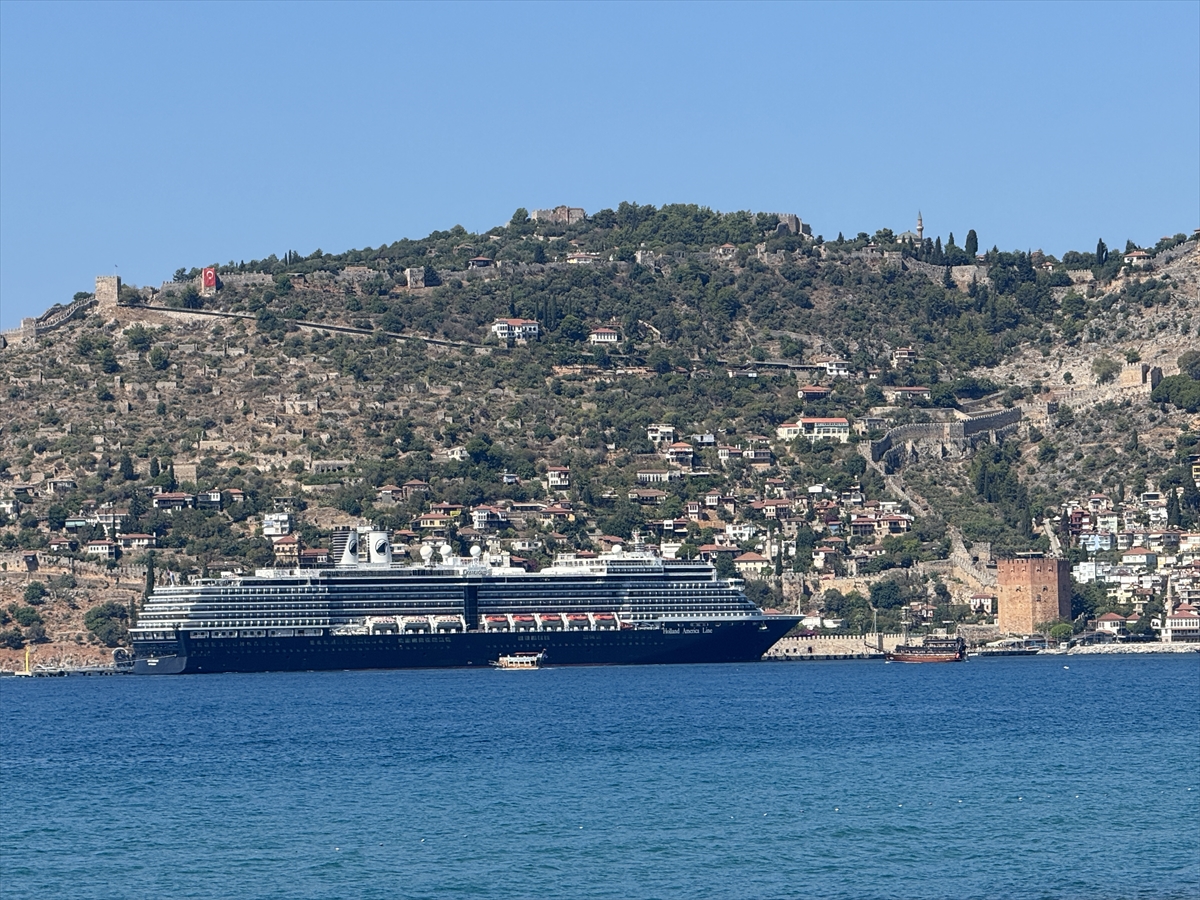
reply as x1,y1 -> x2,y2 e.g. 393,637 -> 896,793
916,212 -> 924,242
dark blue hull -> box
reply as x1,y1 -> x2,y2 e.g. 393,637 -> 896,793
133,618 -> 798,674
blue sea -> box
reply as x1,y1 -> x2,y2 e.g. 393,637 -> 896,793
2,655 -> 1198,900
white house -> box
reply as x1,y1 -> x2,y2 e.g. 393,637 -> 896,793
490,318 -> 540,341
262,512 -> 292,537
85,539 -> 117,560
588,327 -> 619,345
800,417 -> 851,443
646,424 -> 675,445
546,466 -> 570,490
822,359 -> 851,379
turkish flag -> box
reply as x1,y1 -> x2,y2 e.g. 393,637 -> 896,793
202,268 -> 217,287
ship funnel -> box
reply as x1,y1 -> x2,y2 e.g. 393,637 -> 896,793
338,530 -> 359,567
368,531 -> 392,565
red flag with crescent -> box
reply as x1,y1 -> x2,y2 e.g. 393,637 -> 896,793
202,267 -> 217,288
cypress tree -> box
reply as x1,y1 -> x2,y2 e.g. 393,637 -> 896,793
149,457 -> 160,479
965,230 -> 979,256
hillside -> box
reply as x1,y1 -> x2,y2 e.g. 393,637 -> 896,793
1,203 -> 1197,666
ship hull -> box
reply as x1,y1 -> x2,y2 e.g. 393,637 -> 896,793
133,617 -> 798,674
885,652 -> 965,663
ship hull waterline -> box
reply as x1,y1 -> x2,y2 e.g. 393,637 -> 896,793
133,617 -> 799,675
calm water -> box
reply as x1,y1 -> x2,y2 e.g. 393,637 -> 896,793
2,655 -> 1197,900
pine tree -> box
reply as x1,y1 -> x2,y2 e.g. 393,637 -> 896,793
965,230 -> 979,256
149,457 -> 160,478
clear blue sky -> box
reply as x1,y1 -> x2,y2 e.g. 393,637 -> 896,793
2,1 -> 1197,329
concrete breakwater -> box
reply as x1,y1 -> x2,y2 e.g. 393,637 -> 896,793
765,633 -> 903,660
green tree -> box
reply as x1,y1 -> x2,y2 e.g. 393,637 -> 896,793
1178,350 -> 1200,380
46,504 -> 68,531
964,230 -> 979,257
148,346 -> 170,371
119,452 -> 136,480
23,582 -> 47,604
1095,239 -> 1108,265
84,601 -> 129,647
1092,355 -> 1121,385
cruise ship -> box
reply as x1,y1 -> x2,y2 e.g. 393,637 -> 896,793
131,531 -> 798,674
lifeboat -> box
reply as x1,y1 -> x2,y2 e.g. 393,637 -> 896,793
485,615 -> 510,630
434,616 -> 462,632
402,617 -> 430,632
512,614 -> 537,631
539,613 -> 563,628
567,613 -> 591,629
594,613 -> 617,630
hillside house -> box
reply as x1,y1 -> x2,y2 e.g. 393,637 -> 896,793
664,442 -> 694,466
538,504 -> 575,525
471,505 -> 509,531
1122,548 -> 1157,568
546,467 -> 571,490
262,512 -> 292,537
490,318 -> 539,341
117,533 -> 156,550
468,256 -> 494,269
85,539 -> 117,560
883,386 -> 932,403
194,490 -> 222,510
48,537 -> 77,553
891,347 -> 919,366
647,424 -> 675,445
776,422 -> 803,441
717,445 -> 742,463
300,548 -> 331,568
734,551 -> 770,578
797,384 -> 831,401
1123,250 -> 1151,268
628,488 -> 668,505
376,485 -> 403,505
637,470 -> 677,484
821,359 -> 851,379
152,492 -> 195,511
588,327 -> 619,345
273,534 -> 301,565
48,477 -> 77,495
401,480 -> 431,500
416,512 -> 452,533
1160,605 -> 1200,642
744,448 -> 774,467
800,418 -> 851,443
567,253 -> 603,265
